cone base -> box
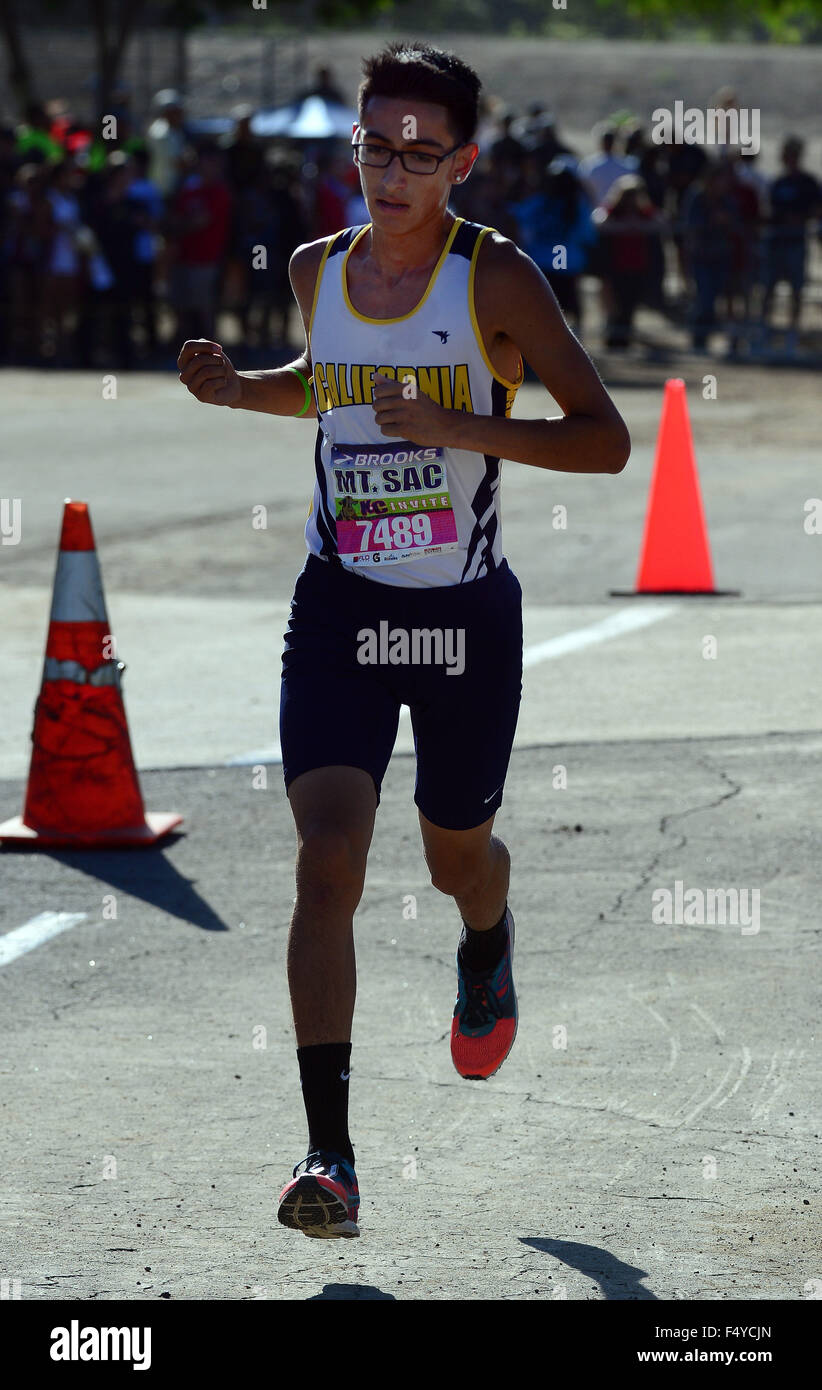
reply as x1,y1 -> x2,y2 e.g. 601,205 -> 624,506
609,588 -> 742,598
0,811 -> 183,849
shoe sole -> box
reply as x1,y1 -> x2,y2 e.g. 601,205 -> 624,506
454,910 -> 518,1080
277,1174 -> 360,1238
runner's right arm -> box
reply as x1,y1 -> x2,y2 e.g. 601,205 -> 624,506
176,239 -> 326,416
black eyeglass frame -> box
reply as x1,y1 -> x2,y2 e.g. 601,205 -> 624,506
351,140 -> 466,175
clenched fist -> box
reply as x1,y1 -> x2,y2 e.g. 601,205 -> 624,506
177,339 -> 242,408
371,370 -> 452,447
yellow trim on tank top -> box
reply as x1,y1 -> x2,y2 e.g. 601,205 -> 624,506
308,231 -> 345,341
469,226 -> 524,392
341,218 -> 463,324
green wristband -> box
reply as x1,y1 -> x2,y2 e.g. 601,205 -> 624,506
288,366 -> 312,417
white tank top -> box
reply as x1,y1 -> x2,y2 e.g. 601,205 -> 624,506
304,217 -> 523,588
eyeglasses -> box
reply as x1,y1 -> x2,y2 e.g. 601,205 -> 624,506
352,140 -> 464,175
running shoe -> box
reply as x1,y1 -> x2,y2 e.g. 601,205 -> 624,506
277,1149 -> 360,1238
450,907 -> 518,1079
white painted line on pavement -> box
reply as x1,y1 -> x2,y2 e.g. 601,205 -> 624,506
0,911 -> 88,968
522,602 -> 679,668
225,743 -> 282,767
224,604 -> 679,760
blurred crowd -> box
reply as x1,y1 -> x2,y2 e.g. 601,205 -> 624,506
1,75 -> 821,368
457,93 -> 822,358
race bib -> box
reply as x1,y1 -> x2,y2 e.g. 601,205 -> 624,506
330,441 -> 459,568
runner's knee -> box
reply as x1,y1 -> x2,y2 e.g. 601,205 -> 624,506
427,833 -> 507,900
295,827 -> 368,912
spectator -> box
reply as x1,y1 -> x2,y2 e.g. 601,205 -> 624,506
624,124 -> 668,209
709,85 -> 741,159
760,136 -> 821,356
0,124 -> 18,183
85,97 -> 146,174
41,98 -> 74,152
666,140 -> 709,209
531,114 -> 575,169
505,150 -> 544,215
167,143 -> 233,342
146,90 -> 190,198
666,137 -> 709,279
72,222 -> 117,369
578,122 -> 638,206
233,158 -> 308,348
14,101 -> 64,164
0,126 -> 20,361
723,155 -> 763,356
223,106 -> 265,192
513,104 -> 575,166
6,163 -> 54,362
450,163 -> 519,238
87,154 -> 145,368
681,162 -> 737,352
490,113 -> 526,174
42,158 -> 85,364
297,66 -> 346,106
474,93 -> 507,150
593,175 -> 664,349
123,147 -> 163,358
313,150 -> 351,237
265,161 -> 309,342
734,146 -> 770,213
510,156 -> 596,335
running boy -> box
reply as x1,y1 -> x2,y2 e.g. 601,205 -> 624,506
178,41 -> 630,1238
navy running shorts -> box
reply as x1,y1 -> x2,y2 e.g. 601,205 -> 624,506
279,552 -> 523,831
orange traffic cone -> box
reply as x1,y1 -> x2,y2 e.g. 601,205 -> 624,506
0,500 -> 183,848
634,378 -> 715,593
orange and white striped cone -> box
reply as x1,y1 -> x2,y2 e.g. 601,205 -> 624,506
0,499 -> 183,848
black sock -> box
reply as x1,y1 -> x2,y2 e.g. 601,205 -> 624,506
296,1042 -> 355,1168
457,904 -> 509,973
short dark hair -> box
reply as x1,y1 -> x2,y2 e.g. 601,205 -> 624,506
358,41 -> 481,147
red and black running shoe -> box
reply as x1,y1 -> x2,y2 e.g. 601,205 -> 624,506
277,1150 -> 360,1238
450,907 -> 518,1079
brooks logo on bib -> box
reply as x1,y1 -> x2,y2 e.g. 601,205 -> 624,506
332,442 -> 458,568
